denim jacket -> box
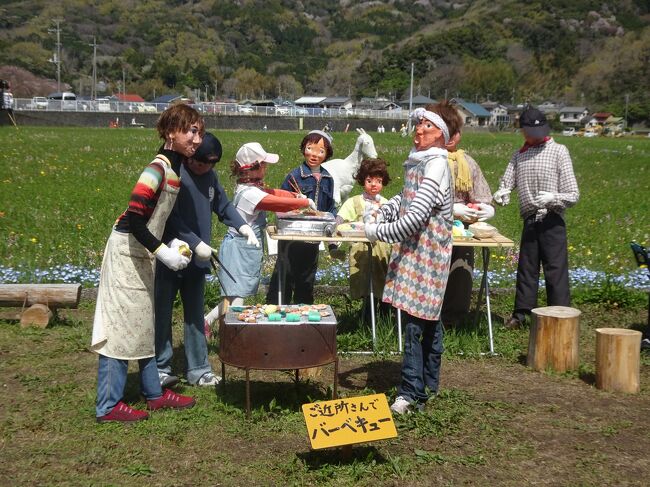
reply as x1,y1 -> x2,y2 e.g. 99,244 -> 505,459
281,162 -> 337,215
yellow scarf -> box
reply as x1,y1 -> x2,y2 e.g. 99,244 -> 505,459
448,149 -> 472,192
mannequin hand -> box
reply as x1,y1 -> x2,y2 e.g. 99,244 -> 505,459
168,238 -> 192,258
363,201 -> 383,224
475,203 -> 495,221
493,188 -> 511,206
195,241 -> 217,262
239,224 -> 260,247
533,191 -> 555,208
154,243 -> 190,271
306,198 -> 317,211
296,192 -> 307,199
364,222 -> 379,242
453,203 -> 478,222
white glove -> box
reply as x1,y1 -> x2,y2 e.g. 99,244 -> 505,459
533,191 -> 555,208
363,201 -> 384,224
453,203 -> 478,222
154,243 -> 190,271
168,238 -> 192,258
306,198 -> 317,211
194,241 -> 215,262
238,224 -> 260,247
364,222 -> 379,242
296,192 -> 307,199
493,188 -> 511,206
475,203 -> 495,221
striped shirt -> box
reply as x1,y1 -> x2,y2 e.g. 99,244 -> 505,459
376,152 -> 453,243
498,138 -> 579,218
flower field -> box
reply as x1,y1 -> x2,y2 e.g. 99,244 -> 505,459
1,126 -> 648,290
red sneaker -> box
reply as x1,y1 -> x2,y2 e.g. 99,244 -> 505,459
96,401 -> 149,423
147,388 -> 196,411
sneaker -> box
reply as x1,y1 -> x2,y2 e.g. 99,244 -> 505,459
196,371 -> 221,387
96,401 -> 149,423
147,388 -> 196,411
641,338 -> 650,351
158,371 -> 179,388
390,396 -> 414,415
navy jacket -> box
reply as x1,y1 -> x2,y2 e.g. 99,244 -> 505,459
163,163 -> 245,272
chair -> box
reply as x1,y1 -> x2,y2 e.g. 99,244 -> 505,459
630,242 -> 650,327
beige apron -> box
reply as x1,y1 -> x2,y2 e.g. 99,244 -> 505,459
91,156 -> 179,360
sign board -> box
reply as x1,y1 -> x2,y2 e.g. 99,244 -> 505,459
302,393 -> 397,450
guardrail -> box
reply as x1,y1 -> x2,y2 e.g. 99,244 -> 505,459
12,98 -> 408,121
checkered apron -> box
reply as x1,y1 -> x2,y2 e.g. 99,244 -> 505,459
382,158 -> 453,321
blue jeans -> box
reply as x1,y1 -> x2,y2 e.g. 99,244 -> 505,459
154,264 -> 211,384
397,314 -> 444,404
96,354 -> 162,417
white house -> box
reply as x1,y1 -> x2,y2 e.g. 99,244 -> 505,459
558,106 -> 589,127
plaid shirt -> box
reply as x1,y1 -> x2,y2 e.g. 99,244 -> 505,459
498,138 -> 579,219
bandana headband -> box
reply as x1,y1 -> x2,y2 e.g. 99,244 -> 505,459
410,107 -> 450,144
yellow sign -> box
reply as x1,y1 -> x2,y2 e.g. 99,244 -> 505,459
302,393 -> 397,450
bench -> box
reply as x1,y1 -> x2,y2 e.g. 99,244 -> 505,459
0,284 -> 82,328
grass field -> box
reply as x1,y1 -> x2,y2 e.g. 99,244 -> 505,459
1,127 -> 649,282
1,126 -> 649,485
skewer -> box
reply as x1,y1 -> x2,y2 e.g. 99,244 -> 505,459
288,175 -> 303,196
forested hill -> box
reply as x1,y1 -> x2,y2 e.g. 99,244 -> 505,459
1,0 -> 649,122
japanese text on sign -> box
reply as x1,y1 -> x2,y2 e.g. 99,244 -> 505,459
302,393 -> 397,449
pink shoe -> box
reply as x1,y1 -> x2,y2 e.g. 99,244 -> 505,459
97,401 -> 149,423
204,318 -> 211,340
147,388 -> 196,411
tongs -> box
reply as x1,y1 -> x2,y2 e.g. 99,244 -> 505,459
210,249 -> 237,283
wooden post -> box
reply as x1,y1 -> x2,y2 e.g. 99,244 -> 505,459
0,284 -> 81,308
595,328 -> 641,393
527,306 -> 581,372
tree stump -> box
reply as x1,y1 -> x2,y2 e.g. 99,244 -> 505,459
527,306 -> 581,372
595,328 -> 641,393
20,304 -> 53,328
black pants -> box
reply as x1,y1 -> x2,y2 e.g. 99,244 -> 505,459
266,241 -> 319,304
441,246 -> 475,326
513,212 -> 570,321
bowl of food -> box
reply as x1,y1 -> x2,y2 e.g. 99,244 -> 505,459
468,222 -> 498,239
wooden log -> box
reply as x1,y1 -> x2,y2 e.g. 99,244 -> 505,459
527,306 -> 581,373
0,284 -> 81,308
595,328 -> 641,393
20,304 -> 53,328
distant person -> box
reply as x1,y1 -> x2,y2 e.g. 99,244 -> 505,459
493,106 -> 579,329
91,104 -> 202,423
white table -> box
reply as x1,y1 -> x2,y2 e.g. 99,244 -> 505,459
266,226 -> 514,353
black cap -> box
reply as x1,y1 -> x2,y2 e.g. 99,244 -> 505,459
519,107 -> 550,138
194,132 -> 222,163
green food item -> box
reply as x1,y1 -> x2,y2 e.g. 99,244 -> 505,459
268,313 -> 282,321
230,306 -> 244,312
286,313 -> 301,322
308,313 -> 321,322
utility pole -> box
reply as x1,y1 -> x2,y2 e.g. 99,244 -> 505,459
407,62 -> 414,131
48,19 -> 63,92
624,93 -> 629,129
122,67 -> 126,96
89,36 -> 97,99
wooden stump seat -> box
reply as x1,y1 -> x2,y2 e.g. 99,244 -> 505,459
595,328 -> 641,394
527,306 -> 581,373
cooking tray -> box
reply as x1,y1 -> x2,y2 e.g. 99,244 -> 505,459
276,210 -> 336,237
